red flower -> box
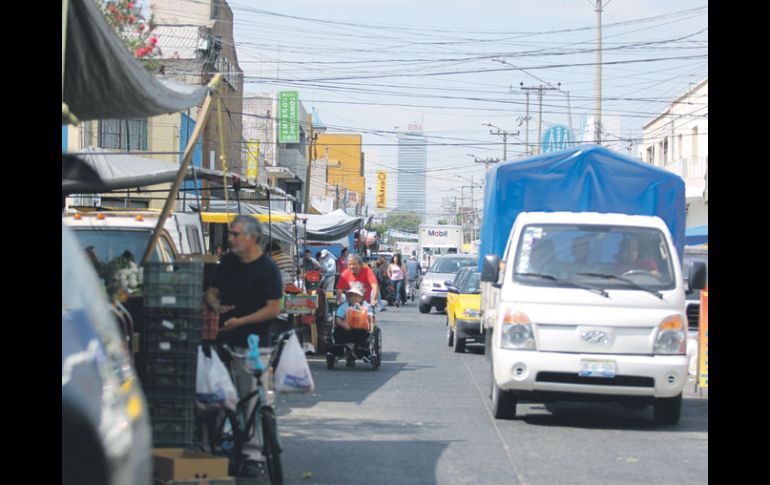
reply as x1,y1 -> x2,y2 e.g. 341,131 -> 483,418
128,15 -> 136,23
149,37 -> 157,45
127,3 -> 134,9
108,5 -> 116,13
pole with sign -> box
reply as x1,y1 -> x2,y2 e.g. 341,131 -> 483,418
247,141 -> 259,185
376,171 -> 387,209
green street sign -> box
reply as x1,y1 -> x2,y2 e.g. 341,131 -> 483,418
279,91 -> 300,143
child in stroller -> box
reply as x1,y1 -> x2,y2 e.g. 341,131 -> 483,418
325,282 -> 382,370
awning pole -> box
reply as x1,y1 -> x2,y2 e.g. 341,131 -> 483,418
140,75 -> 221,265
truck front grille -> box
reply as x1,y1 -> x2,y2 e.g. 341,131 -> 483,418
686,303 -> 700,331
536,372 -> 655,388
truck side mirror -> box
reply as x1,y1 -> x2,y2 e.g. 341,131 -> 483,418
481,254 -> 500,283
687,261 -> 707,290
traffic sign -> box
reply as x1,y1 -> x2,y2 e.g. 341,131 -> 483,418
541,124 -> 575,153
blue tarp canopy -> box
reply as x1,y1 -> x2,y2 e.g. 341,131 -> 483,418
685,224 -> 708,246
478,145 -> 686,267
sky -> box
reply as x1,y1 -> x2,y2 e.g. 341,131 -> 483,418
224,0 -> 708,222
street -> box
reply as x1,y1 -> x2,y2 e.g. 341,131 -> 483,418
245,302 -> 708,485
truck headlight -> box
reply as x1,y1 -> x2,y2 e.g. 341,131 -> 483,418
654,315 -> 686,354
462,309 -> 481,319
500,310 -> 535,350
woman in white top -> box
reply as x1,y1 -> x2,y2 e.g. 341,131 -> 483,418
387,254 -> 406,307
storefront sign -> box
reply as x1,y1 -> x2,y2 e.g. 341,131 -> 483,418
376,171 -> 387,208
281,294 -> 318,315
698,287 -> 708,388
279,91 -> 300,143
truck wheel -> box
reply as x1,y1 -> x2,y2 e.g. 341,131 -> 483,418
419,303 -> 431,314
653,394 -> 682,425
491,379 -> 517,419
453,332 -> 466,353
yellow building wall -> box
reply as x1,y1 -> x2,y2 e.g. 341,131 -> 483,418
316,133 -> 364,199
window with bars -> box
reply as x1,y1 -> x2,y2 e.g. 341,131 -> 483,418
98,119 -> 148,151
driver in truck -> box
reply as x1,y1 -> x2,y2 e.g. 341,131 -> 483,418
615,236 -> 661,278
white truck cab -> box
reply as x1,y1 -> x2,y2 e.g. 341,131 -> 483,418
481,212 -> 707,425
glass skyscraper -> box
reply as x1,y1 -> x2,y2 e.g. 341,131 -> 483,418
396,128 -> 427,220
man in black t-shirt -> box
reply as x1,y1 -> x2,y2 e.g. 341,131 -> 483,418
207,215 -> 283,349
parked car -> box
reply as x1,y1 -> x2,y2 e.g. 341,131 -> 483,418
417,254 -> 477,314
446,269 -> 482,353
683,246 -> 708,376
62,223 -> 152,485
683,246 -> 708,332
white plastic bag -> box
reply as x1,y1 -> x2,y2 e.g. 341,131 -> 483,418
273,333 -> 315,394
196,346 -> 238,410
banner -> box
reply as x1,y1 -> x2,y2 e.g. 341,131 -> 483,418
376,171 -> 387,209
279,91 -> 300,143
246,141 -> 259,184
698,287 -> 708,388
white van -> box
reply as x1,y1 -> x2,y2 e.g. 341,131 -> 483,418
480,212 -> 707,425
62,211 -> 206,264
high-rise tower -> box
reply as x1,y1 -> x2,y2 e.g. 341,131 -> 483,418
396,123 -> 427,220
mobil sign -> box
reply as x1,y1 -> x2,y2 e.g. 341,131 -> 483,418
420,225 -> 461,247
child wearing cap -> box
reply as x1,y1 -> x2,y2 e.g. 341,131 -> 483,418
334,282 -> 374,365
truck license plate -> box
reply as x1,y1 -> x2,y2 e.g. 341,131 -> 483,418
579,359 -> 616,378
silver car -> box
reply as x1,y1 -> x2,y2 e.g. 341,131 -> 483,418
417,254 -> 477,314
62,224 -> 152,485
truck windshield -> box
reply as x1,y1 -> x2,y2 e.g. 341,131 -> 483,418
513,224 -> 676,291
72,229 -> 165,265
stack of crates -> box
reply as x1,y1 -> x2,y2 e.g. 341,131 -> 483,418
139,261 -> 204,449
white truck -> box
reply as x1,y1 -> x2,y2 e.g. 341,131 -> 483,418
478,146 -> 707,425
418,224 -> 463,270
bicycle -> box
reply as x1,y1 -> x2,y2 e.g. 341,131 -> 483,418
198,330 -> 295,485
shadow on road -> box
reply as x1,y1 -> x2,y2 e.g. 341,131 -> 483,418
276,354 -> 436,409
276,416 -> 454,485
517,398 -> 708,432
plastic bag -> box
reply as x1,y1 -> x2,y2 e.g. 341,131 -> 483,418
273,333 -> 315,394
346,305 -> 370,330
196,346 -> 238,410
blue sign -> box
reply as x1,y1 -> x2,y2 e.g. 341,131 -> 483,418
541,124 -> 575,153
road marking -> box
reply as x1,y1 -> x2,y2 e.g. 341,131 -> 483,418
462,354 -> 528,485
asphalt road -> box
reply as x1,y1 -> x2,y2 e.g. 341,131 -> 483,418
242,302 -> 708,485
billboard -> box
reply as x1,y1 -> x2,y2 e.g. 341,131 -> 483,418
376,171 -> 387,209
279,91 -> 300,143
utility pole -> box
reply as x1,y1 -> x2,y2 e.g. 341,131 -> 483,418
482,122 -> 519,161
594,0 -> 603,145
468,154 -> 500,171
521,84 -> 560,155
303,113 -> 317,213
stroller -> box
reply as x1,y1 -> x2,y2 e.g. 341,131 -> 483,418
381,282 -> 397,306
325,306 -> 382,371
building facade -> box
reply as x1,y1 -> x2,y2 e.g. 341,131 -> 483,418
396,125 -> 427,220
316,133 -> 365,214
153,0 -> 244,176
638,78 -> 708,228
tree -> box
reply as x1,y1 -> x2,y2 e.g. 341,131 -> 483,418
386,211 -> 421,234
96,0 -> 163,73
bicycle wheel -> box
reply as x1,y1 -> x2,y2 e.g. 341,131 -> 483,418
260,407 -> 283,485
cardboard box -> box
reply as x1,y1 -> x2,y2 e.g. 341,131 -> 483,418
152,449 -> 229,481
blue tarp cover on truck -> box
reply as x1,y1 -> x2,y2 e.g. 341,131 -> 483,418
478,145 -> 686,267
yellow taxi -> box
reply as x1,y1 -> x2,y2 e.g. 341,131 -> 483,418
445,269 -> 482,353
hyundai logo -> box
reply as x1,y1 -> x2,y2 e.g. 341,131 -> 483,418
581,330 -> 609,344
